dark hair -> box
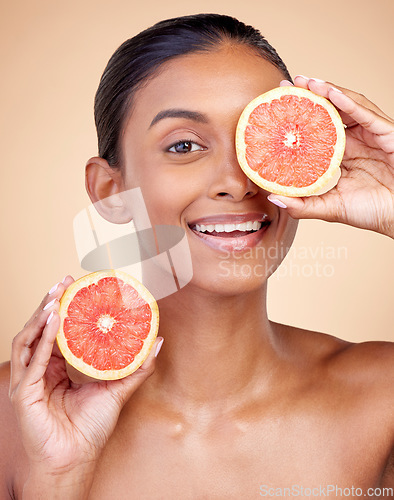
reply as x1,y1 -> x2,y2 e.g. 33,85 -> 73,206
94,13 -> 293,167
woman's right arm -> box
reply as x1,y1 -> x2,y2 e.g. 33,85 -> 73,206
9,275 -> 163,500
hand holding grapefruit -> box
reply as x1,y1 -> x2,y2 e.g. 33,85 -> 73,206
9,274 -> 162,489
260,77 -> 394,237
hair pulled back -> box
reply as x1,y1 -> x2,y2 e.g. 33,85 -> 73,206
94,13 -> 292,167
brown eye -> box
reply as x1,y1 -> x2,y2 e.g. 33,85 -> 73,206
168,140 -> 203,153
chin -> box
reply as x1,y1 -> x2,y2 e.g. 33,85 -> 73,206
183,257 -> 279,297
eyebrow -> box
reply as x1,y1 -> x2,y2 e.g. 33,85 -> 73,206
149,108 -> 209,128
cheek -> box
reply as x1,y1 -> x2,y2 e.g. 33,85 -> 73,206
273,207 -> 298,251
281,214 -> 299,251
137,171 -> 198,225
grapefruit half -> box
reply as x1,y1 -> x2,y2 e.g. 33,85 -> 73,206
57,270 -> 159,380
236,86 -> 346,197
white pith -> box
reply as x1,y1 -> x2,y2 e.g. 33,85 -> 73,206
194,221 -> 263,233
283,131 -> 298,148
97,314 -> 116,333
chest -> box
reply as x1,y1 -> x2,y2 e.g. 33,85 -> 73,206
87,411 -> 389,499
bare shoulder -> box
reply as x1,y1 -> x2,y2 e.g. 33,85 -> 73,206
279,322 -> 394,393
327,338 -> 394,403
341,342 -> 394,488
279,323 -> 394,483
0,361 -> 19,499
331,339 -> 394,461
277,322 -> 394,423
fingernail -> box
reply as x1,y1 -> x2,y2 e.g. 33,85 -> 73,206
330,87 -> 343,93
43,298 -> 57,310
48,282 -> 60,294
46,311 -> 54,325
309,78 -> 326,83
267,195 -> 287,209
280,79 -> 294,86
294,74 -> 309,80
155,338 -> 164,357
61,275 -> 68,284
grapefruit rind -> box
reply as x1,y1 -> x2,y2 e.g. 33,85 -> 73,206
235,86 -> 346,197
56,270 -> 159,380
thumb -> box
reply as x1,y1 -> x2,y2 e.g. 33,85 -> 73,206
267,193 -> 340,223
107,337 -> 164,407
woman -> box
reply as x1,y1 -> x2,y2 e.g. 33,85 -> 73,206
1,14 -> 393,499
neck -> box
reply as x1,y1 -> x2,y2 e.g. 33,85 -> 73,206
145,283 -> 281,409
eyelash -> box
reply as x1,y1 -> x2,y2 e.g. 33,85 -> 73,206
167,139 -> 205,154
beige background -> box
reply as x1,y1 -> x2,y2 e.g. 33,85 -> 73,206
0,0 -> 393,363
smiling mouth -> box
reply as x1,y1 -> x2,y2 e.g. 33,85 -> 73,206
188,219 -> 271,238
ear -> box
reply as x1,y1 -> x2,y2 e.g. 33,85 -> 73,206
85,157 -> 132,223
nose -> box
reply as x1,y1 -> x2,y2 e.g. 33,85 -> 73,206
207,148 -> 259,202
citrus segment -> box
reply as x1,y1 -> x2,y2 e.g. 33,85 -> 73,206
57,270 -> 159,380
236,86 -> 346,197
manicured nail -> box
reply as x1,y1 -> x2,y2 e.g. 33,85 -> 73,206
43,298 -> 57,310
330,87 -> 343,93
267,195 -> 287,209
280,79 -> 294,86
46,311 -> 54,325
48,282 -> 60,294
61,275 -> 68,284
155,338 -> 164,357
309,78 -> 326,83
294,74 -> 309,80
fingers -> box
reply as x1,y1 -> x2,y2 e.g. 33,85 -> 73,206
10,275 -> 74,394
24,311 -> 61,393
279,79 -> 293,87
329,89 -> 394,141
292,75 -> 390,116
267,192 -> 341,224
138,336 -> 164,373
10,304 -> 59,396
291,76 -> 394,134
106,337 -> 164,407
23,275 -> 74,329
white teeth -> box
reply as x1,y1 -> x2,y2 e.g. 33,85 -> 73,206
194,221 -> 263,233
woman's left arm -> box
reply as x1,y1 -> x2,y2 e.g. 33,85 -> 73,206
269,76 -> 394,239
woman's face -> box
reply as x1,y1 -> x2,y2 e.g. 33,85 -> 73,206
119,44 -> 298,295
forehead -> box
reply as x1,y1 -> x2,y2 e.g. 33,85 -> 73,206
126,44 -> 285,130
